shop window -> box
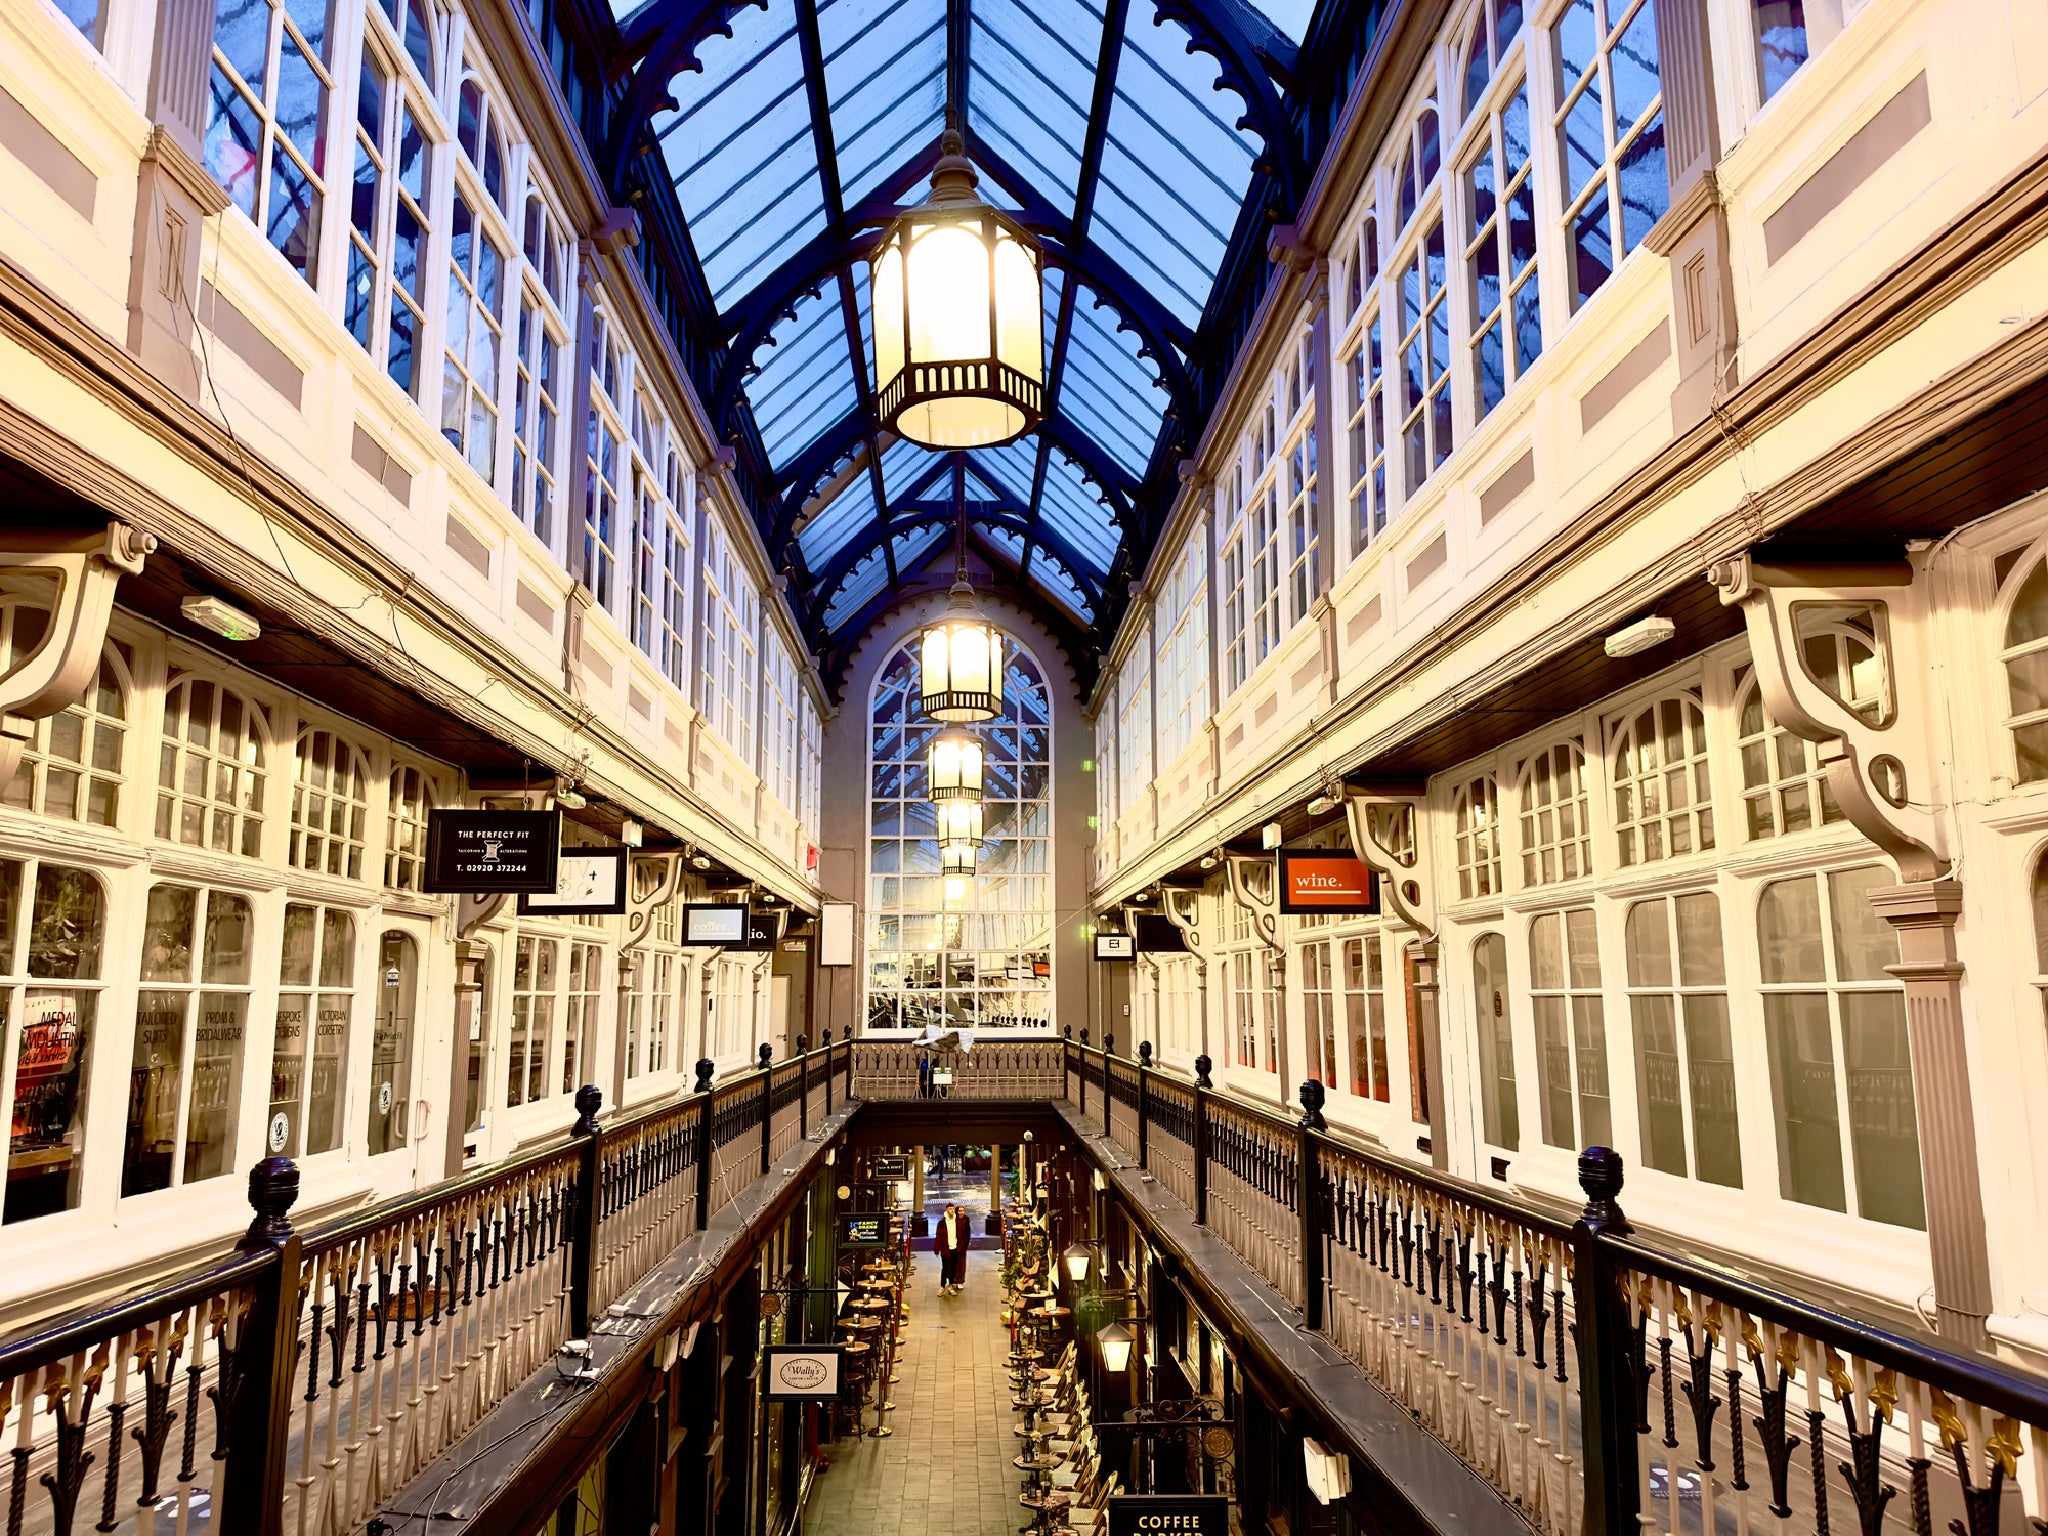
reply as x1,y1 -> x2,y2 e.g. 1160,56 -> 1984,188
124,884 -> 254,1195
509,933 -> 559,1105
1453,774 -> 1502,899
1551,0 -> 1666,310
0,605 -> 126,827
205,0 -> 331,285
157,676 -> 267,858
290,728 -> 369,879
2001,555 -> 2048,781
269,904 -> 354,1157
1472,931 -> 1518,1149
368,929 -> 418,1153
1342,933 -> 1391,1101
1,860 -> 105,1224
385,764 -> 435,890
1518,741 -> 1589,887
1755,864 -> 1923,1228
1529,908 -> 1610,1148
563,941 -> 601,1095
1300,940 -> 1337,1088
1625,892 -> 1739,1186
1611,693 -> 1711,864
1736,639 -> 1886,839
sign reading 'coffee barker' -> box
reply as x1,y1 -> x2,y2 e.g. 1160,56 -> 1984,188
423,810 -> 562,894
1276,850 -> 1378,915
1107,1495 -> 1230,1536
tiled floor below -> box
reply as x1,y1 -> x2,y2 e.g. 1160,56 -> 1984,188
803,1246 -> 1023,1536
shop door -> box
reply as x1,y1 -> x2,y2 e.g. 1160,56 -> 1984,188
368,924 -> 427,1155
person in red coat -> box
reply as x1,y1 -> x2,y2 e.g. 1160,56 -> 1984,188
934,1203 -> 969,1294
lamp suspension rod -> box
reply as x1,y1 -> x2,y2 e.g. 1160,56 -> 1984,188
953,453 -> 968,584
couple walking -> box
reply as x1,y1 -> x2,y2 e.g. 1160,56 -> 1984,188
933,1202 -> 970,1294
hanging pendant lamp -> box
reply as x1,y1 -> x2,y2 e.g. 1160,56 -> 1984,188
869,115 -> 1044,449
936,798 -> 984,849
918,468 -> 1004,723
928,729 -> 985,801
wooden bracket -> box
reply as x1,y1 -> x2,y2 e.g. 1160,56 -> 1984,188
620,851 -> 683,956
1343,792 -> 1436,938
1223,855 -> 1282,953
0,522 -> 153,785
1707,552 -> 1944,880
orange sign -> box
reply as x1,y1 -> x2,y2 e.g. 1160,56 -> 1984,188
1277,851 -> 1377,915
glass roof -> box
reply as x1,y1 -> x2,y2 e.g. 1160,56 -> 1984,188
624,0 -> 1311,646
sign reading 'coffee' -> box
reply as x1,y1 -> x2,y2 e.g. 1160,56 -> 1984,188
423,810 -> 561,894
1107,1495 -> 1231,1536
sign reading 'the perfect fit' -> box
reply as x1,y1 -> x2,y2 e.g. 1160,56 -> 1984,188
1107,1495 -> 1231,1536
423,810 -> 561,894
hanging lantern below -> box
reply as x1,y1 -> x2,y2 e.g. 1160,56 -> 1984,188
869,125 -> 1043,449
920,585 -> 1003,722
929,729 -> 985,801
936,799 -> 984,849
941,841 -> 977,877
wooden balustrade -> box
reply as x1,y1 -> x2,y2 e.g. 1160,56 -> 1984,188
848,1039 -> 1067,1099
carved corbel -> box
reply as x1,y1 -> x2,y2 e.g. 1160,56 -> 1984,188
1224,855 -> 1282,953
456,893 -> 507,940
1707,552 -> 1944,880
0,523 -> 153,785
620,852 -> 683,956
1343,791 -> 1436,938
1159,884 -> 1214,976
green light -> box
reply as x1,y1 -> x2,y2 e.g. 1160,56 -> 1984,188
1081,758 -> 1094,772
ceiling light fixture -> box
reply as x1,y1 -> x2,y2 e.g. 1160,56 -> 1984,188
180,595 -> 261,642
936,799 -> 984,849
1605,614 -> 1676,658
869,114 -> 1043,449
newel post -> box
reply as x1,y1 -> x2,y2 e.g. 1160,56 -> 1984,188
758,1042 -> 774,1174
569,1084 -> 604,1337
1192,1056 -> 1211,1226
1136,1041 -> 1152,1169
796,1034 -> 809,1138
1297,1081 -> 1326,1330
694,1059 -> 716,1231
1101,1033 -> 1114,1114
221,1157 -> 301,1536
1571,1146 -> 1641,1536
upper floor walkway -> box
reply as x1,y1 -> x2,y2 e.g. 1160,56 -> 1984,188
1,1035 -> 2042,1536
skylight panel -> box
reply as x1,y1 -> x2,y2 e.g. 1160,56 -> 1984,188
820,0 -> 947,207
968,0 -> 1104,211
798,471 -> 880,570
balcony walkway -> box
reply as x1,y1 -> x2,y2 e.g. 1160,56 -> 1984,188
805,1246 -> 1018,1536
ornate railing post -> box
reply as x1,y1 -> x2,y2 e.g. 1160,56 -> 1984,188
1297,1081 -> 1325,1330
758,1042 -> 774,1174
1077,1033 -> 1088,1111
824,1027 -> 834,1113
1136,1041 -> 1152,1169
220,1157 -> 300,1536
796,1035 -> 809,1137
694,1058 -> 715,1230
1102,1033 -> 1114,1114
1571,1147 -> 1640,1536
569,1085 -> 604,1337
1192,1056 -> 1211,1226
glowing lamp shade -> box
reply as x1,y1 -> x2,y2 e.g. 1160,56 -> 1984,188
919,594 -> 1003,722
941,842 -> 977,878
1064,1244 -> 1091,1283
1098,1321 -> 1134,1373
936,799 -> 984,849
870,129 -> 1043,449
929,730 -> 985,801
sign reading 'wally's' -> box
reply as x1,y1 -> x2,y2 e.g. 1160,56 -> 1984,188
1107,1495 -> 1230,1536
423,810 -> 562,894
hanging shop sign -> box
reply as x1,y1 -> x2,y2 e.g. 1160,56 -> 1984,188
1107,1495 -> 1231,1536
1132,913 -> 1188,954
839,1211 -> 890,1248
423,810 -> 560,893
1276,850 -> 1378,916
682,904 -> 748,945
763,1345 -> 845,1400
1094,933 -> 1135,961
518,847 -> 629,915
871,1154 -> 909,1181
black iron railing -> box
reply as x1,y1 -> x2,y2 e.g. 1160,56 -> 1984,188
0,1036 -> 852,1536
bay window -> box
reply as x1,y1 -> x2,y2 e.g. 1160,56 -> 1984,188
1115,631 -> 1151,816
1343,303 -> 1388,555
585,319 -> 626,611
206,0 -> 331,285
1461,75 -> 1541,420
1154,536 -> 1209,768
1552,0 -> 1667,310
701,522 -> 758,763
661,456 -> 697,692
1217,475 -> 1250,696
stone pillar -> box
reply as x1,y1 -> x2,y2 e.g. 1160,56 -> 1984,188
1866,879 -> 1993,1347
125,0 -> 228,400
613,951 -> 637,1105
1647,0 -> 1737,433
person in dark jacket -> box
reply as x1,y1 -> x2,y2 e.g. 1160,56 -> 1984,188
933,1202 -> 969,1293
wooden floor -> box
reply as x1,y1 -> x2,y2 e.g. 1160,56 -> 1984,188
802,1244 -> 1024,1536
